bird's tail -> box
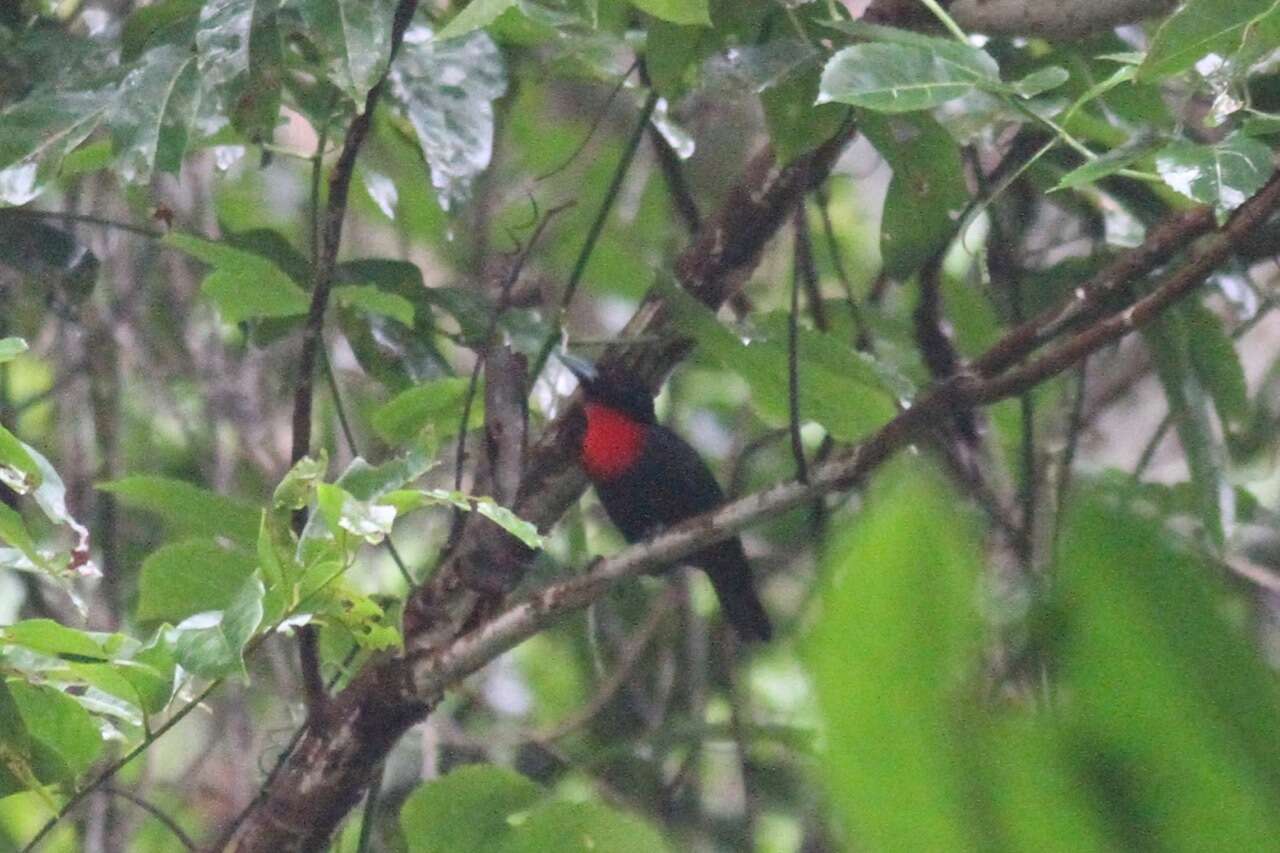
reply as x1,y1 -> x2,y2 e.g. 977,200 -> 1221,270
698,539 -> 772,643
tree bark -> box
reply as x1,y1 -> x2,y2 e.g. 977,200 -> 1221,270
866,0 -> 1179,38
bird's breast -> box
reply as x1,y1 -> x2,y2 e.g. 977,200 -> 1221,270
581,403 -> 647,481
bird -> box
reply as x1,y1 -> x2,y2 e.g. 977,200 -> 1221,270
557,352 -> 772,642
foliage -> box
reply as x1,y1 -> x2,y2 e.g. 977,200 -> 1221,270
0,0 -> 1278,850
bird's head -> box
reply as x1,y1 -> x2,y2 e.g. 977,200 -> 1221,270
557,351 -> 656,424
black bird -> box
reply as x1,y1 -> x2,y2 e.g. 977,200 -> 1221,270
558,352 -> 772,642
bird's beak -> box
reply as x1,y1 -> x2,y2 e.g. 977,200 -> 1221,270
555,351 -> 599,387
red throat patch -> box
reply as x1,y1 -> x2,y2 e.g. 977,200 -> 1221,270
581,402 -> 646,481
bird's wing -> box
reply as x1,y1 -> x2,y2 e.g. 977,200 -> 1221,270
637,424 -> 727,525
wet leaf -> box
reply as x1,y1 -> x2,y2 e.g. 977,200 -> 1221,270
818,40 -> 999,114
387,24 -> 507,210
296,0 -> 397,105
110,44 -> 201,182
1155,132 -> 1273,223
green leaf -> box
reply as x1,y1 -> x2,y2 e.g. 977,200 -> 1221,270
1183,300 -> 1249,429
857,111 -> 970,279
1009,66 -> 1069,98
106,638 -> 178,716
401,764 -> 544,853
334,259 -> 448,388
0,337 -> 27,362
196,0 -> 283,140
1143,312 -> 1224,545
23,442 -> 94,578
0,424 -> 40,494
986,719 -> 1114,853
818,41 -> 999,114
436,0 -> 519,41
110,44 -> 201,182
0,88 -> 113,206
1140,0 -> 1280,81
324,585 -> 401,650
121,0 -> 202,61
0,503 -> 45,572
805,459 -> 985,852
471,496 -> 543,549
1058,493 -> 1280,848
1054,132 -> 1161,191
761,66 -> 847,166
4,632 -> 172,720
336,447 -> 436,501
644,19 -> 704,98
169,575 -> 265,678
628,0 -> 710,26
165,231 -> 310,323
1243,114 -> 1280,136
273,451 -> 329,511
0,682 -> 44,803
1,619 -> 108,661
387,24 -> 507,210
388,488 -> 544,549
1155,133 -> 1273,223
100,475 -> 260,546
316,482 -> 397,545
371,376 -> 482,443
7,680 -> 104,780
332,284 -> 415,327
136,538 -> 258,623
296,0 -> 397,105
499,801 -> 672,853
663,284 -> 899,441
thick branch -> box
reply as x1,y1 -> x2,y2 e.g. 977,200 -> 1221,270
865,0 -> 1179,39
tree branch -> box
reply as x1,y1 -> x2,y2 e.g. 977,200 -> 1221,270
865,0 -> 1179,39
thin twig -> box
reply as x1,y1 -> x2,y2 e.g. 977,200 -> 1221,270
1,207 -> 164,239
102,786 -> 196,851
793,203 -> 827,332
355,764 -> 385,853
22,680 -> 222,853
320,347 -> 359,455
557,90 -> 659,314
321,349 -> 415,586
788,212 -> 809,484
531,586 -> 675,742
530,90 -> 661,379
649,124 -> 701,234
989,211 -> 1037,568
813,184 -> 868,346
1052,359 -> 1088,555
537,59 -> 640,182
